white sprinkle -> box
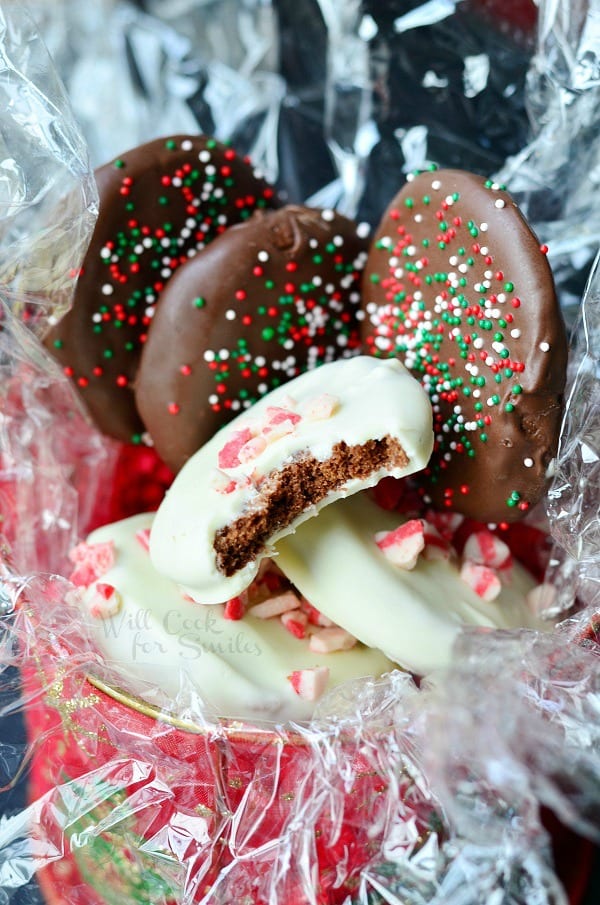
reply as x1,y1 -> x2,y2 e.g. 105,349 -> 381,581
203,351 -> 215,362
356,222 -> 370,238
414,213 -> 423,223
333,235 -> 344,247
205,165 -> 216,176
208,394 -> 218,405
480,223 -> 488,232
321,209 -> 335,222
92,313 -> 102,323
101,284 -> 113,296
100,247 -> 111,260
524,458 -> 534,468
199,150 -> 211,163
225,310 -> 236,321
172,177 -> 182,188
539,341 -> 550,352
181,139 -> 193,151
258,250 -> 269,262
494,199 -> 505,209
510,328 -> 521,339
431,180 -> 441,190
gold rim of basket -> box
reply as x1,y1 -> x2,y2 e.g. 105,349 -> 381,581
85,672 -> 305,744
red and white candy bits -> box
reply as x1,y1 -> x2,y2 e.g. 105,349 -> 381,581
375,519 -> 425,570
82,581 -> 123,619
288,666 -> 330,701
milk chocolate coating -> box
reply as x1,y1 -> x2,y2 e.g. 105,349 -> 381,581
135,206 -> 368,472
44,135 -> 278,443
361,169 -> 567,523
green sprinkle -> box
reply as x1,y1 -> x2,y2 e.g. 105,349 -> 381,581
513,384 -> 523,395
53,339 -> 64,349
505,402 -> 515,413
114,159 -> 125,169
262,327 -> 275,341
165,139 -> 177,150
194,297 -> 206,308
504,282 -> 514,292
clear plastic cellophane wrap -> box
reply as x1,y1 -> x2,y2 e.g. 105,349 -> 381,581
1,1 -> 599,904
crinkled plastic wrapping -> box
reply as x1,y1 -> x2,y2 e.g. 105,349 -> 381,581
1,1 -> 600,904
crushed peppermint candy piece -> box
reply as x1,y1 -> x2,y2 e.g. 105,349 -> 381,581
309,626 -> 357,653
224,595 -> 246,620
217,427 -> 253,469
68,540 -> 115,587
463,531 -> 512,570
281,609 -> 308,639
425,510 -> 464,541
250,590 -> 301,619
238,435 -> 267,463
375,519 -> 425,570
299,597 -> 334,627
288,666 -> 330,701
83,581 -> 123,619
210,469 -> 238,494
264,406 -> 302,428
135,528 -> 151,551
460,561 -> 501,601
261,406 -> 302,441
422,522 -> 453,561
303,393 -> 339,420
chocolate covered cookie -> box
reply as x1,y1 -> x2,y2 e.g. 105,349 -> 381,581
135,206 -> 368,472
45,135 -> 278,443
361,169 -> 567,524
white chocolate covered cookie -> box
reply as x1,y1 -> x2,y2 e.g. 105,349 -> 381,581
150,356 -> 433,604
77,513 -> 396,721
275,493 -> 544,676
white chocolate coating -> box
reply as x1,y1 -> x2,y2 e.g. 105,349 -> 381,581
150,356 -> 433,604
83,513 -> 396,721
275,493 -> 544,676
